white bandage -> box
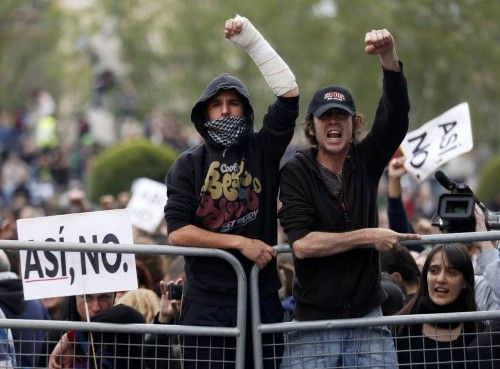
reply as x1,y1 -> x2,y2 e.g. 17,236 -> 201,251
229,15 -> 297,96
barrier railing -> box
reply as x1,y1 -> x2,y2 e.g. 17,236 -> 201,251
250,231 -> 500,369
1,231 -> 499,368
0,240 -> 248,369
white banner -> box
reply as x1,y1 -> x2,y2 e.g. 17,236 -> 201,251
401,102 -> 473,182
17,209 -> 137,300
127,177 -> 167,233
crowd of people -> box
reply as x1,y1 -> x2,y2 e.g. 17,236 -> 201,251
0,13 -> 498,369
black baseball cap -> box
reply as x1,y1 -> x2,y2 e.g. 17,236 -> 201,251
307,85 -> 356,117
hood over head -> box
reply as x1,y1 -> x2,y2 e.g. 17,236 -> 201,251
191,73 -> 254,145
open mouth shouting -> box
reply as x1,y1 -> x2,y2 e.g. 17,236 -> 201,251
326,129 -> 342,139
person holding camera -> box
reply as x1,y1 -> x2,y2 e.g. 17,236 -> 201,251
142,280 -> 183,369
278,28 -> 419,368
385,156 -> 500,312
164,14 -> 299,369
385,158 -> 500,367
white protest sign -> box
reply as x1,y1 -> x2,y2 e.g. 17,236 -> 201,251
127,177 -> 167,233
401,102 -> 473,182
17,209 -> 137,300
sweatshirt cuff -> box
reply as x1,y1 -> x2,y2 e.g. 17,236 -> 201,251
277,95 -> 300,112
382,60 -> 404,76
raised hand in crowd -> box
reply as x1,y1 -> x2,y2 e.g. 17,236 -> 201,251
387,156 -> 406,199
224,15 -> 298,97
364,28 -> 400,71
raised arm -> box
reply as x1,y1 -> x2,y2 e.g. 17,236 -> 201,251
387,157 -> 414,233
364,28 -> 400,72
225,15 -> 298,97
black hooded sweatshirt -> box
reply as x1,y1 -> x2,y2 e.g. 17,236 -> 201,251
278,67 -> 410,320
165,73 -> 298,306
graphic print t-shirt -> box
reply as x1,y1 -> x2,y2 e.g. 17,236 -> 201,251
195,155 -> 261,234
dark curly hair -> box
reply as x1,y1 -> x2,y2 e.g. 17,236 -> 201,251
302,113 -> 365,146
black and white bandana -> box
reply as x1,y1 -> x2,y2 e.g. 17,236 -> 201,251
204,116 -> 247,148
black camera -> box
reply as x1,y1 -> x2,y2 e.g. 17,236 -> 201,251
167,283 -> 183,300
432,171 -> 500,233
436,194 -> 476,233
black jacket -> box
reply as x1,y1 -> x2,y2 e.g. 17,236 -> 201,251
278,67 -> 410,320
165,73 -> 299,306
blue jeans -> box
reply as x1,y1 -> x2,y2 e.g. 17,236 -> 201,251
280,306 -> 398,369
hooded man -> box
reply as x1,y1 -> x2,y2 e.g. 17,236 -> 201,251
164,15 -> 299,369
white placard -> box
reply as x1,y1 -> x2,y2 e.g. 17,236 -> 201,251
127,177 -> 167,233
401,102 -> 473,182
17,209 -> 137,300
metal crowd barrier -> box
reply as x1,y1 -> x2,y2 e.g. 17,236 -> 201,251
0,240 -> 248,369
1,231 -> 499,368
250,231 -> 500,369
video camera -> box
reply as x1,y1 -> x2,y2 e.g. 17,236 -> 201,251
432,170 -> 500,233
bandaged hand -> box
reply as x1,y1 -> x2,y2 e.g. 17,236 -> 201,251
224,15 -> 297,96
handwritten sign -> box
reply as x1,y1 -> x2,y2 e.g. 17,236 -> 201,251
17,209 -> 137,300
127,177 -> 167,233
401,102 -> 473,182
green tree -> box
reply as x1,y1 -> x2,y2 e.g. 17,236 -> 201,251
2,0 -> 499,154
389,0 -> 500,150
477,155 -> 500,206
92,1 -> 500,147
88,139 -> 177,202
0,1 -> 64,111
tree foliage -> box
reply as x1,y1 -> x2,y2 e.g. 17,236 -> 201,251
477,155 -> 500,206
1,0 -> 499,153
88,139 -> 177,203
0,1 -> 63,110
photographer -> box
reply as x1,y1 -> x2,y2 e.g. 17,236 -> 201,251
144,280 -> 182,369
386,161 -> 500,310
388,166 -> 500,369
430,170 -> 500,311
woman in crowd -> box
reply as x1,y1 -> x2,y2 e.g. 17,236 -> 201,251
394,243 -> 483,369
